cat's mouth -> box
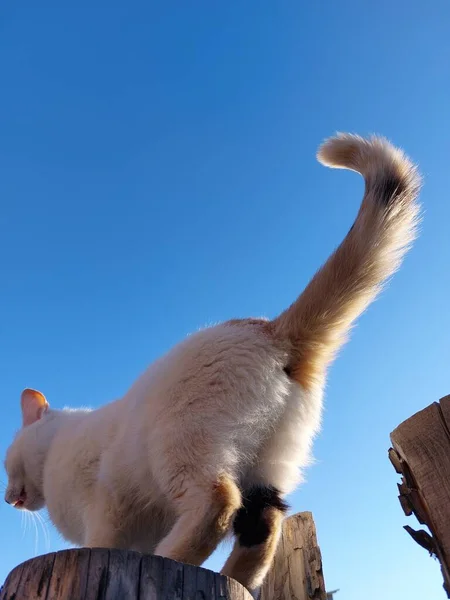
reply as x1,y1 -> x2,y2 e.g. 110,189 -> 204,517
13,488 -> 27,509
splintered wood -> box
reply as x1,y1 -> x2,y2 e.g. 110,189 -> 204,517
260,512 -> 327,600
389,394 -> 450,598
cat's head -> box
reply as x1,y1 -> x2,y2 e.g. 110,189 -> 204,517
4,388 -> 50,511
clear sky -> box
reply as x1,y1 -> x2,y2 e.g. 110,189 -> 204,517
1,2 -> 449,599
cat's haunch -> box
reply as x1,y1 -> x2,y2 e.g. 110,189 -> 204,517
4,133 -> 421,591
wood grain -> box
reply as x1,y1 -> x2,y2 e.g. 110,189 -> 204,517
260,512 -> 327,600
139,554 -> 164,600
46,549 -> 90,599
390,395 -> 450,597
83,548 -> 110,600
1,548 -> 252,599
104,549 -> 142,599
5,553 -> 56,600
0,559 -> 25,600
439,395 -> 450,431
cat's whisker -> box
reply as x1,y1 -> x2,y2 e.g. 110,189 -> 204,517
41,509 -> 52,525
35,510 -> 51,552
21,511 -> 27,539
29,511 -> 39,555
25,511 -> 31,540
21,511 -> 26,539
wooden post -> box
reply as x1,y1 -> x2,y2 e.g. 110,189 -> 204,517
389,394 -> 450,598
0,549 -> 252,600
260,512 -> 327,600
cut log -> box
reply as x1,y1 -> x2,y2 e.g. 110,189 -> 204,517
260,512 -> 327,600
389,394 -> 450,598
0,549 -> 252,600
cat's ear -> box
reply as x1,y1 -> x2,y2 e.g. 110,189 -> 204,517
20,388 -> 49,427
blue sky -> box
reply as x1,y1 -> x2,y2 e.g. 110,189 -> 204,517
1,2 -> 449,598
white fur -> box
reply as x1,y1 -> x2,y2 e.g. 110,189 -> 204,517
5,323 -> 319,550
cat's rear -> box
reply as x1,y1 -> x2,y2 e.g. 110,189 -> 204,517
126,133 -> 422,590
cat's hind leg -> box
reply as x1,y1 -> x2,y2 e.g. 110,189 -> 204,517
220,485 -> 288,590
154,472 -> 241,566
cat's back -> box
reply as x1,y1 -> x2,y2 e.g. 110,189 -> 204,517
119,320 -> 294,478
126,319 -> 289,413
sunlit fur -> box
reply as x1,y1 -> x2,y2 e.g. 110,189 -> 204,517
4,134 -> 421,591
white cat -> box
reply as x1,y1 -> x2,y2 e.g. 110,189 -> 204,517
4,134 -> 421,591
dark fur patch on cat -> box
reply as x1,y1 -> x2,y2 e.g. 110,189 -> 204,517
372,169 -> 407,206
233,485 -> 288,547
283,365 -> 292,377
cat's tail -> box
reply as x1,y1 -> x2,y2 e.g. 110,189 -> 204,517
272,133 -> 421,390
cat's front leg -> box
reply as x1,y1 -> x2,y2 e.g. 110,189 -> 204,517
83,498 -> 128,549
84,526 -> 126,549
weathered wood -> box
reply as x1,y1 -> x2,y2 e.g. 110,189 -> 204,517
105,549 -> 142,599
47,548 -> 90,599
439,394 -> 450,429
260,512 -> 327,600
83,548 -> 110,600
10,552 -> 56,599
390,394 -> 450,598
0,549 -> 252,600
0,560 -> 25,600
139,554 -> 163,600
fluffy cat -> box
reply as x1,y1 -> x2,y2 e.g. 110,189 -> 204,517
4,134 -> 421,591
